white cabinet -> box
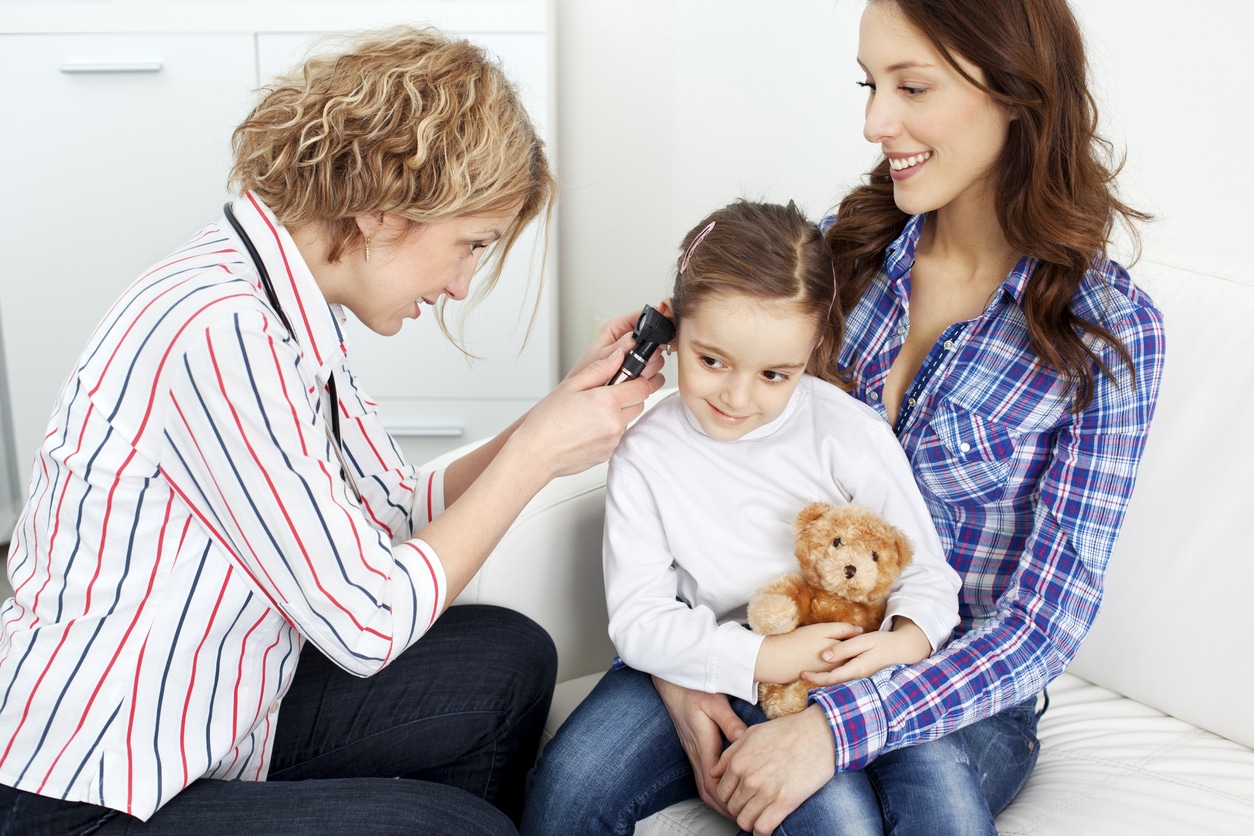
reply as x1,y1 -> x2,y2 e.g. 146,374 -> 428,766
0,31 -> 257,497
0,3 -> 557,529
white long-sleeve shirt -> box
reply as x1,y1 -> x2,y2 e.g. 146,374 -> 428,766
0,193 -> 448,819
604,376 -> 960,703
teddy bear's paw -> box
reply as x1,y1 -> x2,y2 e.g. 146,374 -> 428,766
759,681 -> 811,719
776,682 -> 811,716
747,593 -> 799,636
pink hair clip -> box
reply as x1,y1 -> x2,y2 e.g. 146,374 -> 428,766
680,221 -> 716,274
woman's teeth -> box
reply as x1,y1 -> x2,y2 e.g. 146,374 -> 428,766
889,152 -> 932,170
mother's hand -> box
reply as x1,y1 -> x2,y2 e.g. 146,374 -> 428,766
651,675 -> 746,819
710,705 -> 836,836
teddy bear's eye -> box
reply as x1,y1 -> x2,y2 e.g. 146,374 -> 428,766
871,552 -> 879,562
832,538 -> 842,548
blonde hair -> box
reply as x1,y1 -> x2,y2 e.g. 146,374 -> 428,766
230,25 -> 555,335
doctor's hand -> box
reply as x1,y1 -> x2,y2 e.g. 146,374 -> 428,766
565,306 -> 668,383
711,704 -> 836,835
651,675 -> 746,820
513,349 -> 662,482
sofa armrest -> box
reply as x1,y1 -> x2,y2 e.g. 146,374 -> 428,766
422,438 -> 615,683
430,389 -> 675,683
453,462 -> 615,682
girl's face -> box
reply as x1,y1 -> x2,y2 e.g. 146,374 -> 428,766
676,293 -> 819,442
335,207 -> 519,337
857,1 -> 1013,218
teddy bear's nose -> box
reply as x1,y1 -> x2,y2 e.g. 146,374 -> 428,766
844,565 -> 856,579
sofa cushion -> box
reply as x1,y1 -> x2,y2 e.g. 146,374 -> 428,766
542,672 -> 1254,835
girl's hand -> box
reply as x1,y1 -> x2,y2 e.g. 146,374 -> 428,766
651,675 -> 745,819
800,617 -> 931,687
753,622 -> 865,684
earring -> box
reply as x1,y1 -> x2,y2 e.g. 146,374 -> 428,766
365,236 -> 372,262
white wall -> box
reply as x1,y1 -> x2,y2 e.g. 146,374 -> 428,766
552,0 -> 1252,369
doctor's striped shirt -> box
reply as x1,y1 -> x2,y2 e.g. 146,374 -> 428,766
0,194 -> 448,819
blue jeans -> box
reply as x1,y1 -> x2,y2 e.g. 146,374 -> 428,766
0,604 -> 556,836
521,666 -> 1041,835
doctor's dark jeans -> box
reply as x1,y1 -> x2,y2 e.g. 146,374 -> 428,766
0,604 -> 557,836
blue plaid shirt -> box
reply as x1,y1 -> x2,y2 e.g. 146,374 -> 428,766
811,213 -> 1166,771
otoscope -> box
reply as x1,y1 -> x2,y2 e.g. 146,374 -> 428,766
605,304 -> 676,385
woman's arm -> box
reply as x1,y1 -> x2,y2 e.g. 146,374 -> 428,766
165,309 -> 660,674
441,308 -> 648,506
806,299 -> 1165,771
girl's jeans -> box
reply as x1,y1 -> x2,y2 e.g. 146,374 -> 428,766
521,665 -> 1042,836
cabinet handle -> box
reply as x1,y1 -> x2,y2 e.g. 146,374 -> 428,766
59,62 -> 165,74
386,425 -> 465,439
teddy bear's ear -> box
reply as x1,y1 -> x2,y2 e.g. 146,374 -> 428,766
891,527 -> 914,567
795,501 -> 835,534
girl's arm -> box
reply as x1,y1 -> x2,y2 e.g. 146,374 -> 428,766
604,456 -> 766,701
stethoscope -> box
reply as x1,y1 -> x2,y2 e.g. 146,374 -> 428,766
223,202 -> 361,502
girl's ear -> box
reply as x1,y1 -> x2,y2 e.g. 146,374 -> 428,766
657,298 -> 674,318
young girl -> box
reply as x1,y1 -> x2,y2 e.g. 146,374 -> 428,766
521,200 -> 961,834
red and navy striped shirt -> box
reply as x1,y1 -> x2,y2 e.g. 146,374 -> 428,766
812,213 -> 1167,770
0,194 -> 447,819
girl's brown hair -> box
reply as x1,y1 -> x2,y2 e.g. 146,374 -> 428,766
672,200 -> 847,387
230,26 -> 555,334
823,0 -> 1147,410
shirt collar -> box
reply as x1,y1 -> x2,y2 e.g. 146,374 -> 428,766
884,213 -> 1039,308
224,192 -> 347,373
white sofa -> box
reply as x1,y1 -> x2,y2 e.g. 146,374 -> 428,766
450,259 -> 1254,834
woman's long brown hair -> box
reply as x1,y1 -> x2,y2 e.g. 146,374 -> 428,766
824,0 -> 1149,411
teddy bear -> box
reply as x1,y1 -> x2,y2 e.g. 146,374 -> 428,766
747,501 -> 914,719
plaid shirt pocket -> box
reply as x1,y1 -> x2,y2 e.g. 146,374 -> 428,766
914,405 -> 1017,506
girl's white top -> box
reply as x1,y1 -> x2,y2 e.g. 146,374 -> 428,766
604,374 -> 961,702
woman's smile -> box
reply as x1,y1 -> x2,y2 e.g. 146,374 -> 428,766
887,151 -> 932,181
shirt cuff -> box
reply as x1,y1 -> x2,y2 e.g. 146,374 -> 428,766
712,622 -> 765,702
418,466 -> 447,525
392,536 -> 448,653
809,677 -> 889,772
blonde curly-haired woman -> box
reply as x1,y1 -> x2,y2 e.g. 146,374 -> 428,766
0,26 -> 662,835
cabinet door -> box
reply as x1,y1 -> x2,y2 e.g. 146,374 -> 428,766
0,33 -> 257,469
256,32 -> 558,462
